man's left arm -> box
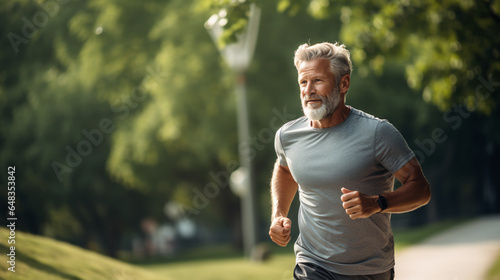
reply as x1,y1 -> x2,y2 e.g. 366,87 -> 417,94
341,157 -> 431,219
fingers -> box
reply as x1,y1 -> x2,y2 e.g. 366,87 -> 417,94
269,229 -> 290,246
341,188 -> 363,219
283,218 -> 292,232
342,195 -> 360,209
340,188 -> 378,219
340,187 -> 358,202
270,232 -> 291,247
344,204 -> 363,219
269,217 -> 292,247
341,187 -> 352,194
342,195 -> 361,219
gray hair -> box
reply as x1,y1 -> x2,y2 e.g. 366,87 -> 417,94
294,42 -> 353,87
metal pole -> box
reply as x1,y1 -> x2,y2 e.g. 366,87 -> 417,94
235,72 -> 257,260
204,4 -> 261,261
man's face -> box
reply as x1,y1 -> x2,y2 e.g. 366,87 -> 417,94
298,59 -> 341,121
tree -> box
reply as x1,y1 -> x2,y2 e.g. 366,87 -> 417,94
0,0 -> 242,256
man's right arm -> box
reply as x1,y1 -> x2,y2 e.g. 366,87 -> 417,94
269,160 -> 298,247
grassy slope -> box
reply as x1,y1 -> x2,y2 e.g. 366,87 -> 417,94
2,219 -> 498,280
0,228 -> 167,280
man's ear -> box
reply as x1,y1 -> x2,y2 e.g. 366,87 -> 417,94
340,74 -> 350,95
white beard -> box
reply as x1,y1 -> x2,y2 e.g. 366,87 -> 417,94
302,88 -> 341,121
303,104 -> 327,121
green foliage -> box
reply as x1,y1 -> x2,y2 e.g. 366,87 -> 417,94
201,0 -> 260,47
214,0 -> 500,115
338,1 -> 500,114
0,0 -> 240,256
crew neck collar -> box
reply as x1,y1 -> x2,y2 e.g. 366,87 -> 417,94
308,106 -> 354,132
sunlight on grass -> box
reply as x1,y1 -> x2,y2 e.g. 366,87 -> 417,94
144,253 -> 296,280
141,219 -> 468,280
487,250 -> 500,280
0,219 -> 470,280
0,228 -> 167,280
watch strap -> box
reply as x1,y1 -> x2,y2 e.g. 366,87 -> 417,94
378,195 -> 388,213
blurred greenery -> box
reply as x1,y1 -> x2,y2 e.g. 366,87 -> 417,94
392,219 -> 466,251
0,0 -> 499,261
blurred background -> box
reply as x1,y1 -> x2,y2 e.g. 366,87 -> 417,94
1,0 -> 499,278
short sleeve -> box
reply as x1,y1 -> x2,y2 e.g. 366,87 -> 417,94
375,120 -> 415,174
274,127 -> 288,167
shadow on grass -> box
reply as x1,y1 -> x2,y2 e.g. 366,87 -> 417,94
125,243 -> 244,266
125,242 -> 293,266
1,243 -> 82,280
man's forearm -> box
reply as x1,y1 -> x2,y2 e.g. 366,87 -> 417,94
384,158 -> 431,213
382,177 -> 431,213
341,157 -> 431,219
271,161 -> 298,219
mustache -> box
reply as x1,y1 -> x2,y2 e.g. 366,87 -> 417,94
302,94 -> 325,103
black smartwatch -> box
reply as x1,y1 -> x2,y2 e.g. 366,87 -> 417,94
377,195 -> 388,213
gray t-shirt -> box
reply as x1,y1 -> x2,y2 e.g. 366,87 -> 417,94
275,107 -> 415,275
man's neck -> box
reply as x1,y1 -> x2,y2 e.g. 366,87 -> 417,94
310,103 -> 351,129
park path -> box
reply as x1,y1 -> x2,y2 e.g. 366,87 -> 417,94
394,215 -> 500,280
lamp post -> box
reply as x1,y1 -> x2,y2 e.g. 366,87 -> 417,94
205,4 -> 261,260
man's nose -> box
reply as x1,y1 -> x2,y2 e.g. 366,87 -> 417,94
303,82 -> 315,96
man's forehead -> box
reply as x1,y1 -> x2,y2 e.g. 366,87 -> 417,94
298,59 -> 332,77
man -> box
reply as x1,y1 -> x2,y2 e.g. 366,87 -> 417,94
269,42 -> 431,280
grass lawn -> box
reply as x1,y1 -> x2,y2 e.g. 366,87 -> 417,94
487,251 -> 500,280
143,250 -> 295,280
142,219 -> 466,280
3,219 -> 493,280
0,228 -> 168,280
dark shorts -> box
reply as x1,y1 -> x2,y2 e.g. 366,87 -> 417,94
293,262 -> 394,280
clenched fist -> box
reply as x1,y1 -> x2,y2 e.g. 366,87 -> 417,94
340,187 -> 381,219
269,216 -> 292,247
